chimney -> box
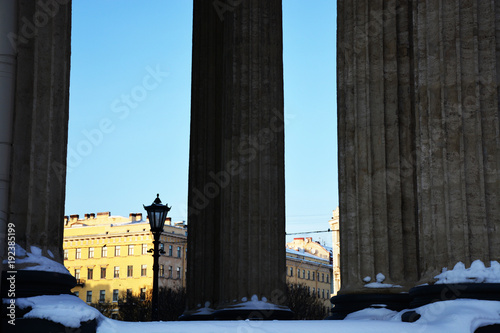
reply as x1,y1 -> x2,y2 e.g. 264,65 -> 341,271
129,213 -> 136,222
136,213 -> 142,221
165,217 -> 172,225
70,214 -> 79,222
64,216 -> 69,225
90,213 -> 95,219
97,212 -> 110,218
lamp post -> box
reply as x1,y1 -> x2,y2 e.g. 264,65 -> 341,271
144,194 -> 171,321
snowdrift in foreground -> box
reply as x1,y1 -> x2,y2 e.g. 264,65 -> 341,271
6,294 -> 500,333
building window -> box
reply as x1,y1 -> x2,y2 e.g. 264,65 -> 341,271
128,245 -> 134,256
101,267 -> 106,279
322,273 -> 325,282
326,275 -> 329,283
168,266 -> 173,278
322,289 -> 325,299
101,246 -> 107,258
177,267 -> 181,279
177,246 -> 181,258
317,290 -> 320,298
114,266 -> 120,278
113,289 -> 119,302
317,272 -> 320,281
327,290 -> 330,297
126,289 -> 132,297
88,247 -> 94,258
142,244 -> 147,255
99,290 -> 105,302
312,288 -> 315,296
160,243 -> 164,253
303,270 -> 305,279
141,264 -> 147,277
140,288 -> 146,301
127,265 -> 133,277
74,269 -> 80,280
308,286 -> 311,294
87,268 -> 93,280
76,248 -> 81,259
297,268 -> 300,278
307,271 -> 310,280
64,249 -> 68,260
159,265 -> 164,277
86,291 -> 92,303
74,291 -> 79,298
312,271 -> 315,281
115,246 -> 120,257
290,267 -> 293,276
168,245 -> 173,256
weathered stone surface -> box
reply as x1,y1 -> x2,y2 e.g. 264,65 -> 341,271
338,0 -> 500,293
8,0 -> 72,268
337,0 -> 419,293
186,0 -> 288,315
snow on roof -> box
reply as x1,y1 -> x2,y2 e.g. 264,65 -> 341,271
435,260 -> 500,284
286,248 -> 329,261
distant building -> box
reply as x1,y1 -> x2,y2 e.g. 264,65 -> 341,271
329,207 -> 340,295
63,212 -> 187,317
285,237 -> 333,307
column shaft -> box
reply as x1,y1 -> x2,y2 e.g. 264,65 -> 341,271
186,0 -> 288,317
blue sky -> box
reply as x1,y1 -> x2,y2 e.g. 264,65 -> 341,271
66,1 -> 337,246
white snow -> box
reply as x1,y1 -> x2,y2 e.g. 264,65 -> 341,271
224,295 -> 290,311
8,294 -> 500,333
2,245 -> 70,275
364,273 -> 402,289
7,295 -> 102,328
434,260 -> 500,284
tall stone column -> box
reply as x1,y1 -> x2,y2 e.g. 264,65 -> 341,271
337,0 -> 419,297
413,0 -> 500,284
337,0 -> 500,318
184,0 -> 291,320
1,0 -> 73,296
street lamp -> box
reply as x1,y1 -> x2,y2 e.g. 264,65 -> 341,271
144,194 -> 171,321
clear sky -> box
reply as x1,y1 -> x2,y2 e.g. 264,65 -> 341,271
66,1 -> 337,246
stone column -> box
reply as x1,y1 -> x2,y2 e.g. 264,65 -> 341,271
337,0 -> 500,317
184,0 -> 291,320
337,0 -> 419,295
413,0 -> 500,284
2,0 -> 73,295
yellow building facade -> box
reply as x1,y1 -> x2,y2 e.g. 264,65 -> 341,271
328,208 -> 341,295
285,238 -> 333,308
63,212 -> 187,308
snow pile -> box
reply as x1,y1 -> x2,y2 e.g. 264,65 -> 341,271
12,295 -> 103,328
191,301 -> 215,315
364,273 -> 402,289
227,295 -> 289,310
3,245 -> 70,274
7,294 -> 500,333
343,299 -> 500,332
434,260 -> 500,284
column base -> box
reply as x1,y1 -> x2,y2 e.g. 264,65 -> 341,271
2,317 -> 97,333
327,293 -> 411,320
409,283 -> 500,308
179,305 -> 294,320
212,307 -> 294,320
1,270 -> 76,298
